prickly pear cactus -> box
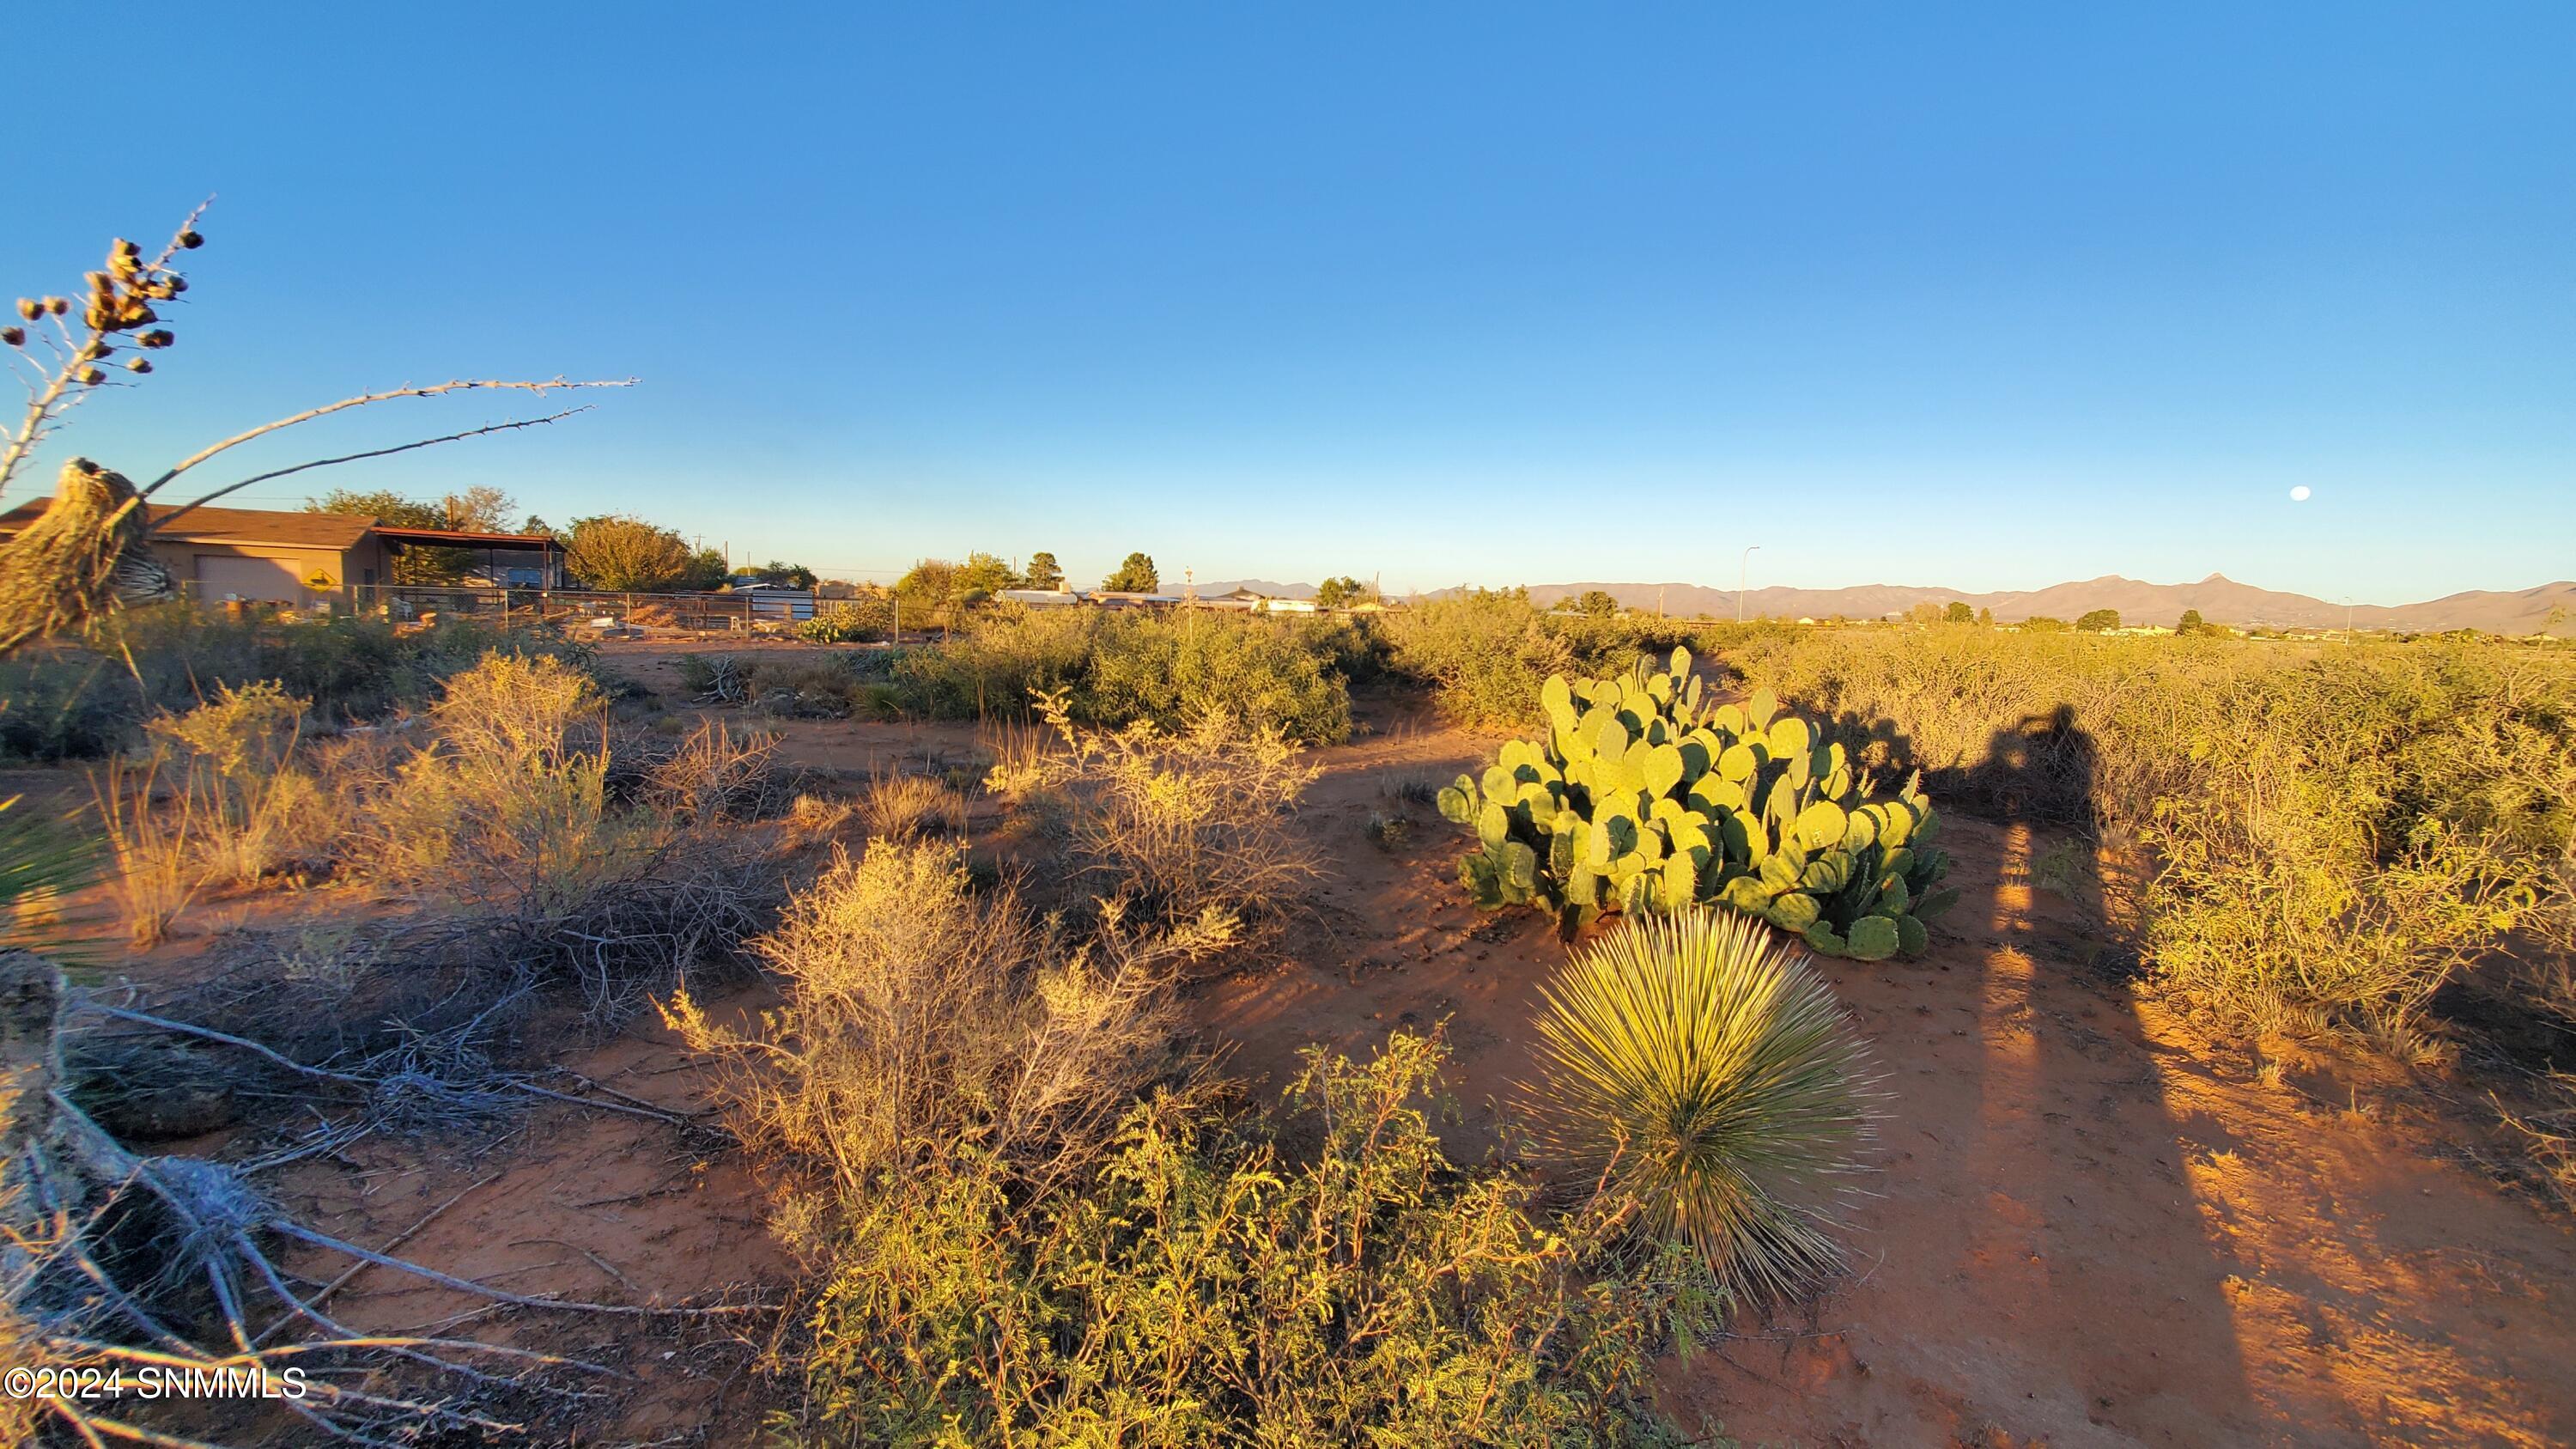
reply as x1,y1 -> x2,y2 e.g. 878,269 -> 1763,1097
1437,647 -> 1954,957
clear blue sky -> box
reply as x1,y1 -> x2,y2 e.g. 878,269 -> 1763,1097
8,3 -> 2568,601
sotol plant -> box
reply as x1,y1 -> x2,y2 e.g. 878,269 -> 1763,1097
1531,906 -> 1876,1302
1437,648 -> 1957,958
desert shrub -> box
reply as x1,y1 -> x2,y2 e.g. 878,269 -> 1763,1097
1081,611 -> 1352,744
0,605 -> 593,760
1727,626 -> 2576,1047
1436,649 -> 1955,955
1380,593 -> 1795,730
674,649 -> 743,703
1532,908 -> 1876,1302
663,838 -> 1216,1203
784,1031 -> 1724,1447
799,598 -> 894,643
1722,625 -> 2224,831
2145,749 -> 2536,1044
2496,1073 -> 2576,1210
902,610 -> 1352,744
623,716 -> 786,825
1002,688 -> 1321,936
1381,588 -> 1577,728
140,682 -> 334,885
975,718 -> 1060,807
896,609 -> 1097,719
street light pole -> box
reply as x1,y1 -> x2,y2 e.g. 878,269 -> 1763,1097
1738,545 -> 1761,624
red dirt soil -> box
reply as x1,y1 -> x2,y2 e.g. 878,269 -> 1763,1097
60,659 -> 2576,1446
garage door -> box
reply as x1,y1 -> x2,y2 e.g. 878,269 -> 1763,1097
194,555 -> 306,604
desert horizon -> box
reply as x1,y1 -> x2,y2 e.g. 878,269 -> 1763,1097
4,6 -> 2571,1446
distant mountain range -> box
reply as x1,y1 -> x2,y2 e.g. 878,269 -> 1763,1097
1194,575 -> 2573,635
1196,579 -> 1319,600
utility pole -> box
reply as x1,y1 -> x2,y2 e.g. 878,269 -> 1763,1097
1738,545 -> 1761,624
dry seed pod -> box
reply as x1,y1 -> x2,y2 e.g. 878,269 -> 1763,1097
46,297 -> 68,315
140,329 -> 173,349
179,230 -> 204,249
125,357 -> 152,374
0,326 -> 22,347
13,299 -> 35,321
77,340 -> 109,361
167,275 -> 188,294
76,365 -> 104,385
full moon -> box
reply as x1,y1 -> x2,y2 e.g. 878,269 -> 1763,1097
2289,485 -> 2312,502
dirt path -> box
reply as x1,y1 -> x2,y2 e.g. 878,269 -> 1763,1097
1193,716 -> 2576,1447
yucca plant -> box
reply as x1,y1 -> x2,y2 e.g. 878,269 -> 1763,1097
1531,905 -> 1876,1303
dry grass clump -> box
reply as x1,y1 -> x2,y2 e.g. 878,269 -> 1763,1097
859,770 -> 965,841
663,838 -> 1223,1212
2494,1072 -> 2576,1210
91,680 -> 340,944
94,756 -> 201,947
1000,687 -> 1321,940
1530,908 -> 1877,1304
977,717 -> 1058,806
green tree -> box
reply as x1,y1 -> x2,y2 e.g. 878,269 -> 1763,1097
440,485 -> 519,533
1975,606 -> 1994,626
1315,575 -> 1368,609
679,548 -> 730,591
956,551 -> 1022,600
896,559 -> 965,618
308,486 -> 522,584
2178,608 -> 2208,636
564,514 -> 692,591
1024,551 -> 1066,590
2020,615 -> 2069,632
1904,601 -> 1944,626
754,559 -> 818,590
1577,589 -> 1619,618
2076,608 -> 2122,634
1944,600 -> 1973,624
1101,552 -> 1158,593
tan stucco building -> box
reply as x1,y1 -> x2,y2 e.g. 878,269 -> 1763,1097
0,501 -> 565,607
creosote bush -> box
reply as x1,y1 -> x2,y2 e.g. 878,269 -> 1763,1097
999,687 -> 1321,940
663,838 -> 1218,1209
1532,908 -> 1876,1303
782,1030 -> 1727,1446
1728,627 -> 2574,1042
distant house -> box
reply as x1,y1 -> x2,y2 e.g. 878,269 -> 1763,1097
0,499 -> 566,606
997,588 -> 1084,607
1091,591 -> 1182,609
1256,597 -> 1319,614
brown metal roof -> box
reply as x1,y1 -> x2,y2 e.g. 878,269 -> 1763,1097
372,525 -> 562,549
0,499 -> 379,551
